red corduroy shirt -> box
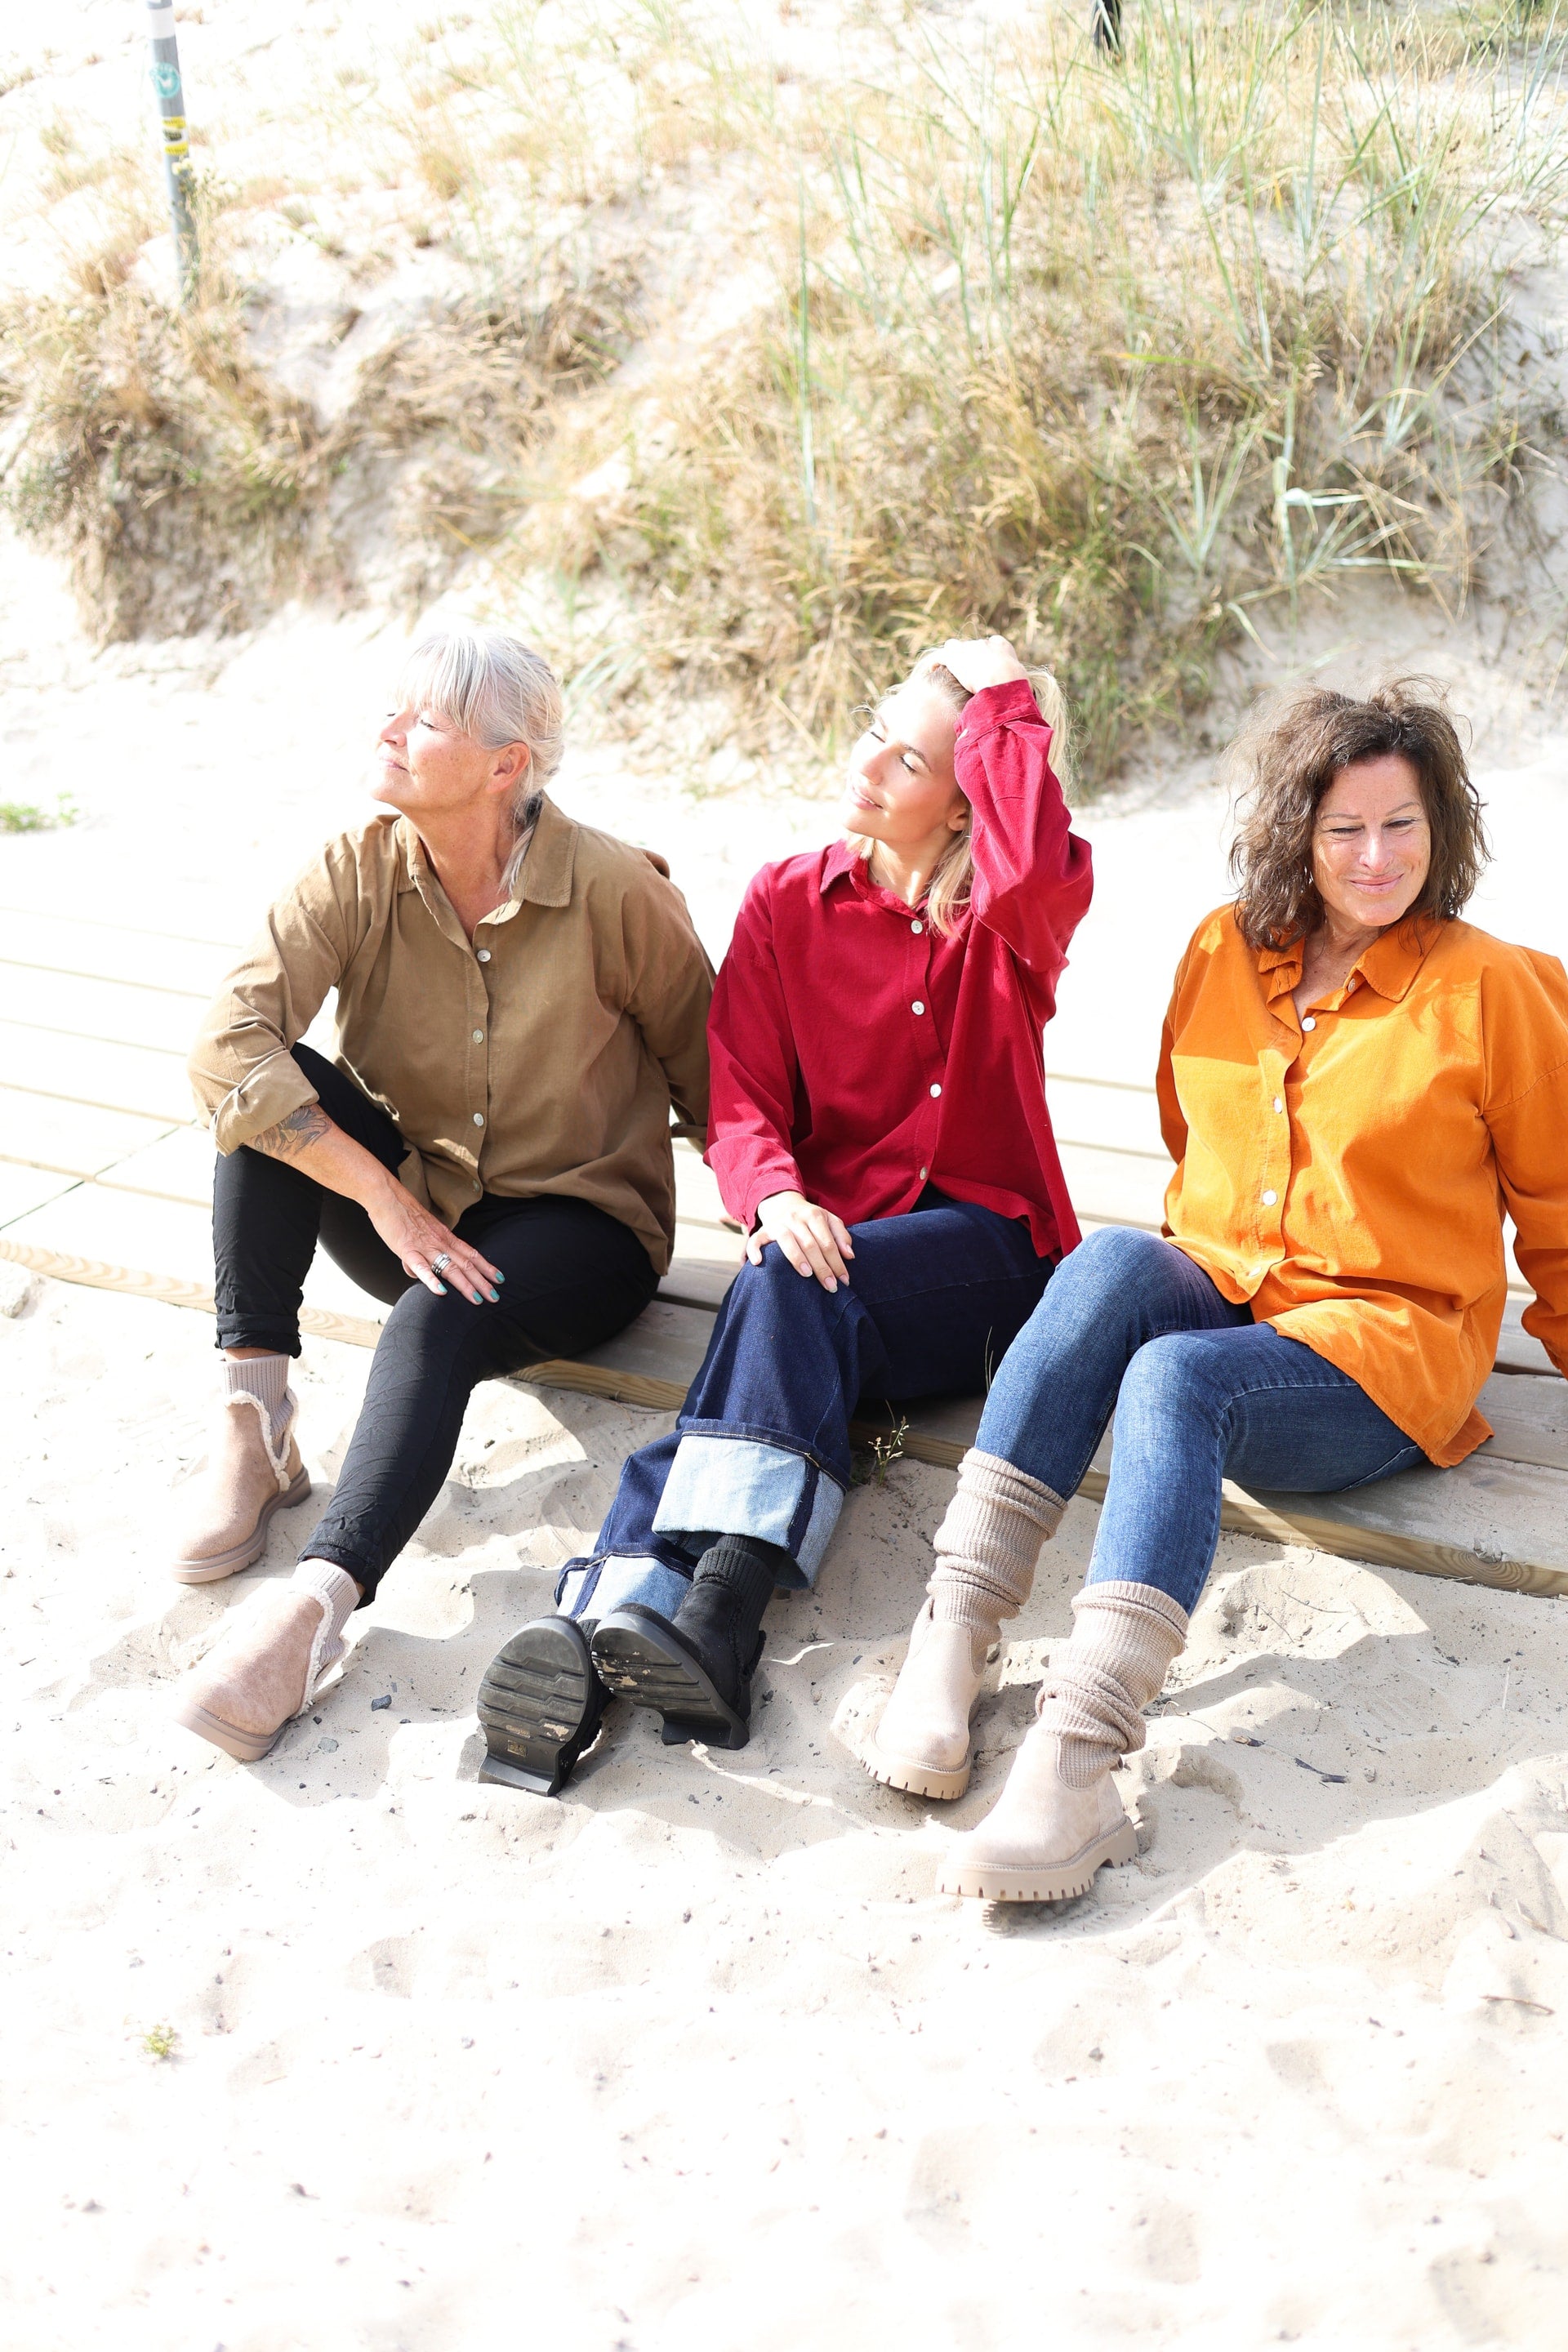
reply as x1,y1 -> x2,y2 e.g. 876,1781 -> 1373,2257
706,678 -> 1094,1258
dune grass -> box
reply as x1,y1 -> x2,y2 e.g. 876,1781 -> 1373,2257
1,2 -> 1564,777
507,0 -> 1568,779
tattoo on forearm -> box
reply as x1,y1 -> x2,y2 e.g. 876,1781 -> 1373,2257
250,1102 -> 333,1162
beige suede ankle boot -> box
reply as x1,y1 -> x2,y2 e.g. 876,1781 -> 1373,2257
174,1561 -> 360,1762
866,1450 -> 1064,1802
938,1579 -> 1188,1902
172,1356 -> 310,1584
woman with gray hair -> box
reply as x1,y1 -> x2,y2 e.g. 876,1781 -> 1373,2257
171,626 -> 713,1762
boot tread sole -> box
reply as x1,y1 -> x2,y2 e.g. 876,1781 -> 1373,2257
938,1819 -> 1138,1904
173,1695 -> 282,1764
864,1740 -> 972,1802
477,1619 -> 599,1797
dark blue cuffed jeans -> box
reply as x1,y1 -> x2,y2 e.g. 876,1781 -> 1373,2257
973,1225 -> 1430,1615
557,1190 -> 1052,1623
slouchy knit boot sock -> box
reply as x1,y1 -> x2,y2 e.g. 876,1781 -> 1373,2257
866,1450 -> 1065,1801
172,1354 -> 310,1583
938,1579 -> 1189,1902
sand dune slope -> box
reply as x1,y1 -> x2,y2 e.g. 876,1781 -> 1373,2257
4,1271 -> 1568,2350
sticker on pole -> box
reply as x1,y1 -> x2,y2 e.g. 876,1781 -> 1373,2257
152,60 -> 182,97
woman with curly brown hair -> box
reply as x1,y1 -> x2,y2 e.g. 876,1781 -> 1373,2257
866,676 -> 1568,1901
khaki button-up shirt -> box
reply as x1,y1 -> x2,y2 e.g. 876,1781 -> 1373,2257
188,796 -> 713,1275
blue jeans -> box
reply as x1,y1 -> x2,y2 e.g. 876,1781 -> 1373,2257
558,1192 -> 1052,1622
976,1226 -> 1429,1616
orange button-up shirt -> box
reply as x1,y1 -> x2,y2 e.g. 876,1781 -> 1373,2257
1157,906 -> 1568,1465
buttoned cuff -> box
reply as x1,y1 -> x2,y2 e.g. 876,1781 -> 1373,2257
206,1049 -> 320,1155
957,677 -> 1040,735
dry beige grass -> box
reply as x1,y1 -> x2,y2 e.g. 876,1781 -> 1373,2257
2,2 -> 1564,777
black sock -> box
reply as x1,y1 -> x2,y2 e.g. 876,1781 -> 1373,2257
688,1533 -> 791,1623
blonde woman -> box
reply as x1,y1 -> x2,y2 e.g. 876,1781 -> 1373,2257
477,635 -> 1093,1794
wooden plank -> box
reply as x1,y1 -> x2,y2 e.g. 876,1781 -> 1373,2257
2,1182 -> 216,1279
0,906 -> 241,993
1058,1139 -> 1169,1230
4,1220 -> 1566,1595
0,1022 -> 196,1124
1050,1073 -> 1167,1156
0,1087 -> 172,1177
0,965 -> 206,1056
0,1163 -> 82,1226
1496,1296 -> 1557,1379
658,1257 -> 738,1313
86,1124 -> 215,1206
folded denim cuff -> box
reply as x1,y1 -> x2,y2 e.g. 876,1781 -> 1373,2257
556,1554 -> 696,1624
653,1433 -> 844,1588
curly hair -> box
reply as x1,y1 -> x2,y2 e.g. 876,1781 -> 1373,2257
1227,677 -> 1489,950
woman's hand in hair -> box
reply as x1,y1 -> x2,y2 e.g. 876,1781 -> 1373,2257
933,635 -> 1030,695
749,1191 -> 856,1292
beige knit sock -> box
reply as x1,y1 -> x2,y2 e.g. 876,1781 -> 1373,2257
221,1352 -> 296,1467
1037,1579 -> 1189,1788
928,1447 -> 1067,1639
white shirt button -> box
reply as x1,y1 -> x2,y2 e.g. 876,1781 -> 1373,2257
1302,1014 -> 1316,1031
1273,1097 -> 1283,1113
919,1165 -> 929,1179
473,1112 -> 485,1127
929,1082 -> 942,1098
911,1000 -> 925,1016
1262,1188 -> 1277,1206
473,1029 -> 484,1043
477,949 -> 492,963
911,919 -> 924,933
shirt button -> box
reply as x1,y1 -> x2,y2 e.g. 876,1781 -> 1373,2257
1302,1014 -> 1316,1031
1262,1188 -> 1277,1206
919,1165 -> 929,1179
911,919 -> 924,933
473,1029 -> 484,1043
911,1000 -> 925,1016
1273,1097 -> 1283,1113
929,1082 -> 942,1098
477,949 -> 492,964
473,1112 -> 485,1127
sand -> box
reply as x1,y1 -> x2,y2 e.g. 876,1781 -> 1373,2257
9,1264 -> 1568,2351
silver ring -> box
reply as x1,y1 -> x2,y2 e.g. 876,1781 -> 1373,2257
430,1252 -> 452,1276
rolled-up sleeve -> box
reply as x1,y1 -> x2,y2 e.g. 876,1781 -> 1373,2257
188,850 -> 354,1153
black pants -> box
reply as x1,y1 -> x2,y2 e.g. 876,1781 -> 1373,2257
212,1045 -> 660,1600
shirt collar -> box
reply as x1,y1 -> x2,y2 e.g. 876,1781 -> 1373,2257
1255,915 -> 1438,1007
395,794 -> 577,922
820,838 -> 862,895
821,838 -> 925,915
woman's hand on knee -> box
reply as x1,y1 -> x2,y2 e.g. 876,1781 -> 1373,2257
366,1181 -> 501,1303
749,1192 -> 854,1291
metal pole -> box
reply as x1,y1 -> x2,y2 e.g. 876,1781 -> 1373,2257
144,0 -> 199,301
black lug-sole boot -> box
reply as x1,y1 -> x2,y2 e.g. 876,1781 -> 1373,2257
477,1615 -> 608,1796
590,1535 -> 786,1750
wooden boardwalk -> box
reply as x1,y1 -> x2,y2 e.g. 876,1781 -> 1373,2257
3,903 -> 1566,1599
